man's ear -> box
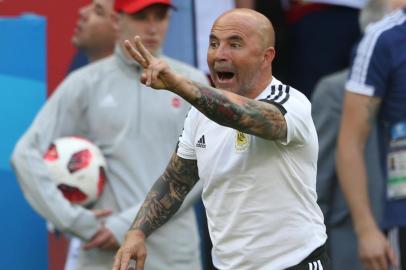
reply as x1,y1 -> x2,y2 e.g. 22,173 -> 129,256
262,46 -> 275,70
111,11 -> 119,31
264,46 -> 275,64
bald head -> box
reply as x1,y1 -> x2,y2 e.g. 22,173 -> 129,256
214,8 -> 275,49
207,8 -> 276,98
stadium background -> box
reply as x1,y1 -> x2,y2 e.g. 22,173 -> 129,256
0,0 -> 198,269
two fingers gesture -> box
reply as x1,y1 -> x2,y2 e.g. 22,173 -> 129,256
124,36 -> 180,90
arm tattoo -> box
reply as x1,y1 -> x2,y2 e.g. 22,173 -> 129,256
130,153 -> 199,237
186,83 -> 287,140
366,98 -> 381,126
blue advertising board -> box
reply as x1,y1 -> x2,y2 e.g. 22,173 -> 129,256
0,14 -> 47,269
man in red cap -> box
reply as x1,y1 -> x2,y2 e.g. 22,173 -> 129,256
113,0 -> 175,56
11,0 -> 207,270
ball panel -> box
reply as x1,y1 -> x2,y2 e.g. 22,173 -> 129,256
97,167 -> 106,197
57,184 -> 88,204
43,144 -> 58,161
67,149 -> 91,173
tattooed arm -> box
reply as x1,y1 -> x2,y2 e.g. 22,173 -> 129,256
124,36 -> 286,141
174,81 -> 287,141
336,92 -> 397,269
130,153 -> 199,236
112,153 -> 199,270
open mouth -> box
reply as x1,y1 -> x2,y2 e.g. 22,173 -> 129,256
143,39 -> 158,47
217,71 -> 235,82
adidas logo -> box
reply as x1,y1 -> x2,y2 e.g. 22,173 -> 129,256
196,135 -> 206,148
99,94 -> 117,107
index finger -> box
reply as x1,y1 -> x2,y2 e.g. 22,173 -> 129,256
124,39 -> 148,68
134,36 -> 154,64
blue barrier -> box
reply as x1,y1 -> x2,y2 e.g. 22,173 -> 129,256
0,14 -> 47,269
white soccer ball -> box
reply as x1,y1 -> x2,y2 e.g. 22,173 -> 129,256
43,136 -> 107,206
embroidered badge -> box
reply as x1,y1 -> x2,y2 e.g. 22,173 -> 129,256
235,131 -> 250,151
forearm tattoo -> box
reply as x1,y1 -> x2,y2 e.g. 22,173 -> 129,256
130,154 -> 199,237
187,83 -> 287,140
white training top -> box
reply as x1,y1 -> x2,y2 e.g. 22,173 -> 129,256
177,77 -> 327,270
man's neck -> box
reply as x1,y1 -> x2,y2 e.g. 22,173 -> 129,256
86,48 -> 114,63
118,42 -> 160,61
244,74 -> 273,99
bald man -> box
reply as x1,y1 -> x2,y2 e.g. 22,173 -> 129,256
113,9 -> 328,270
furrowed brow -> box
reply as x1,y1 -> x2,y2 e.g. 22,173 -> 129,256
228,35 -> 244,43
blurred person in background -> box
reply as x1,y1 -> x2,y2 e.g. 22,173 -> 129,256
311,0 -> 389,269
11,0 -> 208,269
71,0 -> 116,64
337,1 -> 406,269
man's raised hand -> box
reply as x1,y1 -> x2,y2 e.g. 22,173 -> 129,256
124,36 -> 181,90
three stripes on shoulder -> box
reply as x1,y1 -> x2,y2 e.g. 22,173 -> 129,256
308,259 -> 324,270
263,84 -> 290,104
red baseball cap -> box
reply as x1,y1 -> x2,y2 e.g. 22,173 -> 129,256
114,0 -> 175,14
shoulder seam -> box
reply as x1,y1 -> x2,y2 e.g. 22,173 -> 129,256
352,11 -> 406,84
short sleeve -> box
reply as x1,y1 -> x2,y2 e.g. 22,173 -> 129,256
259,85 -> 314,146
346,29 -> 392,97
282,92 -> 314,146
177,108 -> 198,160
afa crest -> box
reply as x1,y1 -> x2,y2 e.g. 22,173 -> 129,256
235,131 -> 250,151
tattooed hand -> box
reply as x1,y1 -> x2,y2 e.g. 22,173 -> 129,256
124,36 -> 182,90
